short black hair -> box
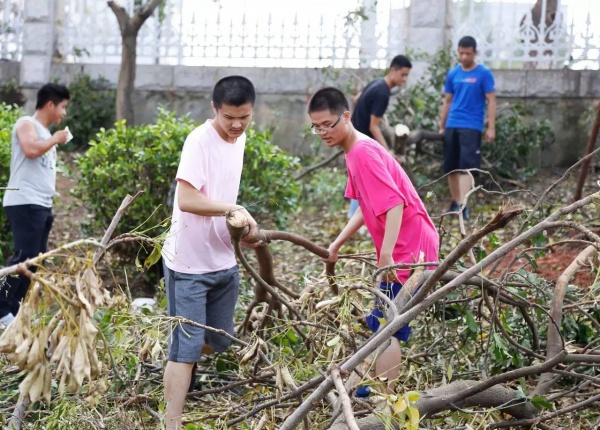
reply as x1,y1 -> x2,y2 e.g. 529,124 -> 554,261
308,87 -> 349,116
458,36 -> 477,50
390,55 -> 412,69
212,75 -> 256,109
36,83 -> 70,110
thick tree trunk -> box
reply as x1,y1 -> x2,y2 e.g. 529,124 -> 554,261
330,380 -> 538,430
117,34 -> 137,124
108,0 -> 163,124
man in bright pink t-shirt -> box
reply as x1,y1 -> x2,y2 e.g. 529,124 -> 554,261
308,87 -> 439,391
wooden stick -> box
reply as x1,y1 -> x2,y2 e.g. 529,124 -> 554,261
330,366 -> 360,430
7,395 -> 30,430
574,101 -> 600,201
93,191 -> 143,265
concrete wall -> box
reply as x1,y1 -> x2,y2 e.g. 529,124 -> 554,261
1,61 -> 598,166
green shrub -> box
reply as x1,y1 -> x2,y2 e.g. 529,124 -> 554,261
0,78 -> 25,106
73,110 -> 301,257
388,48 -> 454,131
62,73 -> 115,150
238,128 -> 301,228
72,108 -> 195,238
298,167 -> 347,215
486,105 -> 554,181
0,103 -> 24,263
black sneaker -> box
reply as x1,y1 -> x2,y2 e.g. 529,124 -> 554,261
448,201 -> 459,213
462,206 -> 470,221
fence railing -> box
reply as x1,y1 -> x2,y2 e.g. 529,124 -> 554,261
2,0 -> 598,70
56,0 -> 410,69
452,0 -> 599,70
0,0 -> 23,60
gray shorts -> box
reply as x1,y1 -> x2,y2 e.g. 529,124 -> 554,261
163,263 -> 240,363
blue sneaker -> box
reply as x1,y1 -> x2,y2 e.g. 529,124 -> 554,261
462,205 -> 470,221
448,201 -> 459,213
355,385 -> 372,398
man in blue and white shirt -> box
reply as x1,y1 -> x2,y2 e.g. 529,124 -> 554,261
439,36 -> 496,221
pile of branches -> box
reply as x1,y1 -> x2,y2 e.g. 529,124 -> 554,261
1,177 -> 600,429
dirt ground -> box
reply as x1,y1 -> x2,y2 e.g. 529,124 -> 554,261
50,164 -> 87,249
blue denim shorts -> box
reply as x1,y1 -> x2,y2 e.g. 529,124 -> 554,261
443,127 -> 482,173
365,281 -> 412,342
163,263 -> 240,362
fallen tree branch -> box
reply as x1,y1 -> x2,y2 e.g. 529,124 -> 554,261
329,379 -> 540,430
284,193 -> 600,429
534,245 -> 598,396
93,191 -> 143,265
520,145 -> 600,234
294,149 -> 344,180
573,100 -> 600,201
7,395 -> 29,430
0,239 -> 103,279
489,390 -> 600,428
331,366 -> 360,430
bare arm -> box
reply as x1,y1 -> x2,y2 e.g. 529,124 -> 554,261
177,179 -> 257,239
380,204 -> 403,259
485,92 -> 497,142
439,93 -> 453,133
379,204 -> 404,281
16,121 -> 68,159
369,115 -> 391,150
324,207 -> 365,263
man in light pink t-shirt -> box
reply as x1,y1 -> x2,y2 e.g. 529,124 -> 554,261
161,76 -> 258,430
308,87 -> 439,393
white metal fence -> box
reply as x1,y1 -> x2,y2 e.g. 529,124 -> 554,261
452,0 -> 600,69
0,0 -> 23,60
56,0 -> 410,69
1,0 -> 598,69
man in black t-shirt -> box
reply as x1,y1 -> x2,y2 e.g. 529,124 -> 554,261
347,55 -> 412,218
351,55 -> 412,151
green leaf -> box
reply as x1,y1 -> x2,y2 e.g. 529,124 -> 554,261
407,405 -> 420,429
406,390 -> 421,403
475,246 -> 487,262
488,232 -> 501,249
530,395 -> 553,411
466,311 -> 478,333
144,243 -> 162,269
326,335 -> 341,347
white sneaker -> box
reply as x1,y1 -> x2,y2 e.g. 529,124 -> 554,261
0,312 -> 15,330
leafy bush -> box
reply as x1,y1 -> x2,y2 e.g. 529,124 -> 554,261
62,73 -> 115,150
298,167 -> 348,215
0,103 -> 24,263
486,105 -> 553,180
238,128 -> 301,228
388,48 -> 454,131
72,109 -> 196,238
0,78 -> 25,106
73,110 -> 301,252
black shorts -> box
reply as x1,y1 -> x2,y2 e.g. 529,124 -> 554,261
443,128 -> 482,173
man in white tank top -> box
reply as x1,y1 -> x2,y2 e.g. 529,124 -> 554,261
0,83 -> 70,326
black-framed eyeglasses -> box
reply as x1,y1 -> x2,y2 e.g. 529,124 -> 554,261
310,113 -> 344,135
